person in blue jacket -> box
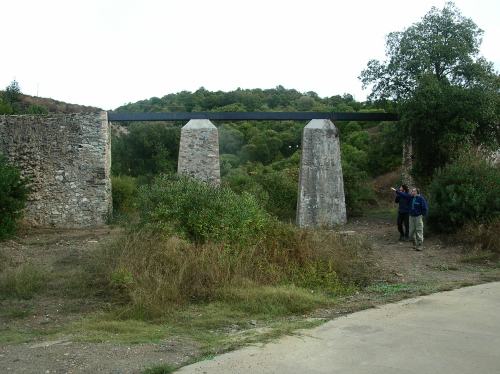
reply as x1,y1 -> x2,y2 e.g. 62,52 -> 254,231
394,184 -> 410,241
391,186 -> 428,250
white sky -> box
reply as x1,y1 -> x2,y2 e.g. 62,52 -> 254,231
1,0 -> 499,110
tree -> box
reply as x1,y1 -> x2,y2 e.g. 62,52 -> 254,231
360,2 -> 500,181
3,80 -> 21,105
360,2 -> 485,101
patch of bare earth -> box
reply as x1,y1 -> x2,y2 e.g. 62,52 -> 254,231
0,338 -> 198,374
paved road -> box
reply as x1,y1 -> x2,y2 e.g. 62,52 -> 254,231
177,282 -> 500,374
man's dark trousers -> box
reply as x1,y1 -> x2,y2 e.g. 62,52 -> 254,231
397,212 -> 409,239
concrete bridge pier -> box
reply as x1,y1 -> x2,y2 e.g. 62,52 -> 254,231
177,119 -> 221,186
296,119 -> 346,228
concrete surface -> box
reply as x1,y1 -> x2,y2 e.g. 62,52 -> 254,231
177,282 -> 500,373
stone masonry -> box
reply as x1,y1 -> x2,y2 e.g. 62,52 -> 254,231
296,119 -> 346,227
0,112 -> 111,227
178,119 -> 220,185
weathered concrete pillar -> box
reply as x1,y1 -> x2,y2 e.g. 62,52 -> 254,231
178,119 -> 220,185
401,136 -> 414,187
296,119 -> 346,227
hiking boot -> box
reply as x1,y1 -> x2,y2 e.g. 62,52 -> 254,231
415,244 -> 423,251
399,235 -> 405,241
404,236 -> 410,242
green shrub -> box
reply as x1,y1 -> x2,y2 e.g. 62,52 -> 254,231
0,98 -> 14,114
428,152 -> 500,232
340,143 -> 376,216
112,175 -> 138,214
255,168 -> 298,222
0,155 -> 29,240
138,175 -> 270,245
26,104 -> 48,114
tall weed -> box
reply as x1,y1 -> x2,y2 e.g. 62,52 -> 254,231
0,263 -> 48,299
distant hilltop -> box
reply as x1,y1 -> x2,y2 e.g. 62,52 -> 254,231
0,91 -> 101,114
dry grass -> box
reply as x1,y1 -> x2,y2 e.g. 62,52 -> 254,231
0,263 -> 49,300
452,220 -> 500,263
91,224 -> 375,320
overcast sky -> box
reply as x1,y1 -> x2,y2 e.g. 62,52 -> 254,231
1,0 -> 499,110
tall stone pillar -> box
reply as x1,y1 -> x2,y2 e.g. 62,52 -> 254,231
178,119 -> 220,185
401,136 -> 414,187
296,119 -> 346,228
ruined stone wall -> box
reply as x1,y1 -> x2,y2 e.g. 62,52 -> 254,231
0,112 -> 111,227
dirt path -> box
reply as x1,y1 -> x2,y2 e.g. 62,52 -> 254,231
1,216 -> 498,373
346,214 -> 497,286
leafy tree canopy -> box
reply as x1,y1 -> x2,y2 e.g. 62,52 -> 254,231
360,2 -> 492,101
360,2 -> 499,181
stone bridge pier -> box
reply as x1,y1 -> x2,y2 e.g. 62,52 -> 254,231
178,118 -> 346,228
296,119 -> 346,227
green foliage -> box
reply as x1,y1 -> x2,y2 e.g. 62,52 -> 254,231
367,122 -> 404,176
254,168 -> 298,221
111,175 -> 138,214
360,2 -> 484,101
341,144 -> 375,215
26,104 -> 48,114
0,98 -> 14,114
361,2 -> 499,180
219,124 -> 245,154
0,155 -> 29,240
111,123 -> 181,178
403,74 -> 499,180
3,80 -> 21,105
223,162 -> 299,221
138,175 -> 270,245
428,152 -> 500,232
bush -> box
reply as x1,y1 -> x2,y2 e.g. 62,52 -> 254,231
138,175 -> 270,245
0,155 -> 29,240
112,175 -> 138,214
428,152 -> 500,232
255,168 -> 298,222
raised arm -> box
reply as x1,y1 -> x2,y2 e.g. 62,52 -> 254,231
393,189 -> 411,199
